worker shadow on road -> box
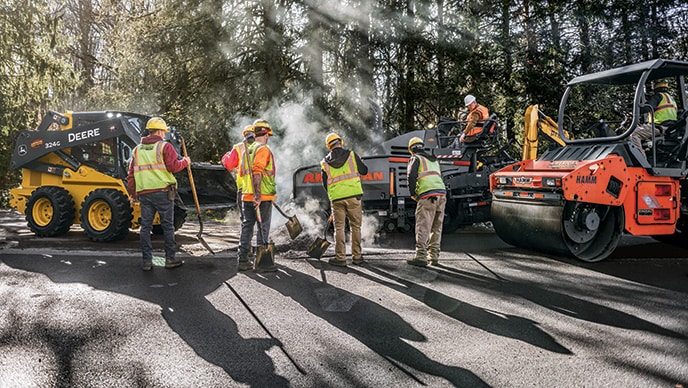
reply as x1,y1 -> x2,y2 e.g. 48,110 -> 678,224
250,266 -> 489,387
352,263 -> 572,355
1,254 -> 289,387
419,256 -> 686,341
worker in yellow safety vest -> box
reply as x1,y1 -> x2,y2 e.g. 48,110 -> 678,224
127,117 -> 190,271
222,125 -> 257,265
406,137 -> 447,267
631,80 -> 678,152
320,132 -> 368,267
238,119 -> 277,272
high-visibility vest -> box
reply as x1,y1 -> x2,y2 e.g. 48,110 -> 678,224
415,155 -> 445,196
654,92 -> 677,124
467,104 -> 490,136
234,141 -> 252,192
132,141 -> 177,193
243,143 -> 276,197
321,151 -> 363,201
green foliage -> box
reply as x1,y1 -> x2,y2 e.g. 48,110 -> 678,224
0,0 -> 78,206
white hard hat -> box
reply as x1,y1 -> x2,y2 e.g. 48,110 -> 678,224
464,95 -> 476,106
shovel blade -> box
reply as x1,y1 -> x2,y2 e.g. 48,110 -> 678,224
307,238 -> 331,259
285,216 -> 303,240
254,243 -> 277,272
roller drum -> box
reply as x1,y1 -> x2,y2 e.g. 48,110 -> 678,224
492,198 -> 624,262
491,198 -> 568,256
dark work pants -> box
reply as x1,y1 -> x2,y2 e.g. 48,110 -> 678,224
238,200 -> 272,261
139,191 -> 176,263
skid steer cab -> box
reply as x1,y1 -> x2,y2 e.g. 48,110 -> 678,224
9,111 -> 236,242
490,58 -> 688,262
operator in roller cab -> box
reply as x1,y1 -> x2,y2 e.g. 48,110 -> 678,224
127,117 -> 190,271
630,80 -> 678,152
406,137 -> 447,267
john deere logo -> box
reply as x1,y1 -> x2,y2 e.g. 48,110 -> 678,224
514,177 -> 532,184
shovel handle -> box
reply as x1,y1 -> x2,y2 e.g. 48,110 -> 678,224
255,204 -> 267,247
324,214 -> 332,239
272,202 -> 290,218
180,138 -> 202,216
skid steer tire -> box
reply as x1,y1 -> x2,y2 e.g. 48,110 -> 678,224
80,189 -> 133,242
25,186 -> 75,237
152,205 -> 187,234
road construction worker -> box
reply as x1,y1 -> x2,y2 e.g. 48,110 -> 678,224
406,137 -> 447,267
222,125 -> 256,220
237,119 -> 277,272
320,132 -> 368,267
127,117 -> 190,271
222,125 -> 256,267
631,80 -> 678,152
459,94 -> 490,144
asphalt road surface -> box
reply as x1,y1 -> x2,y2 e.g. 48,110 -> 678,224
1,208 -> 687,387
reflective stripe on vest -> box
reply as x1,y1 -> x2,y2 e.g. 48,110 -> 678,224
467,104 -> 490,136
243,143 -> 276,196
654,92 -> 678,124
321,151 -> 363,201
132,141 -> 177,192
416,155 -> 445,195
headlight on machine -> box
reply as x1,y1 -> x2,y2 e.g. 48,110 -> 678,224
543,177 -> 561,187
497,176 -> 512,185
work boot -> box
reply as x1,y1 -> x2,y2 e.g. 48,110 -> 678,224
253,264 -> 277,273
352,257 -> 365,265
328,258 -> 347,267
406,258 -> 428,267
165,258 -> 183,269
142,261 -> 152,271
238,260 -> 253,271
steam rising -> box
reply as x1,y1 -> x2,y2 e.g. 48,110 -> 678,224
224,97 -> 381,249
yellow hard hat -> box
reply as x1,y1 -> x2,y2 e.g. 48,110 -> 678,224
146,117 -> 168,132
408,137 -> 423,153
242,125 -> 255,138
325,132 -> 343,149
253,119 -> 273,136
654,81 -> 668,90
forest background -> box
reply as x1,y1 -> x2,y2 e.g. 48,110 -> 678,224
1,0 -> 688,205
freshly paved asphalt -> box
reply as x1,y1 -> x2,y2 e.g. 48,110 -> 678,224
0,208 -> 686,387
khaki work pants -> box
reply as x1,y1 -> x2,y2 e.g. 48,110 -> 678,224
331,196 -> 363,261
414,195 -> 447,262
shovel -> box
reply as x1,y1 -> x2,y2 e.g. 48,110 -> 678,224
272,202 -> 303,239
254,205 -> 277,272
307,215 -> 332,259
181,137 -> 215,254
